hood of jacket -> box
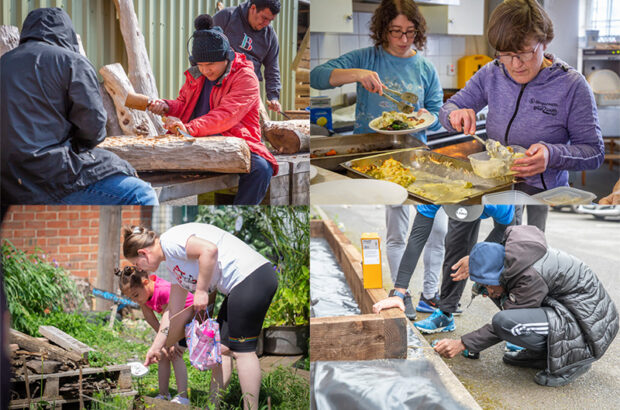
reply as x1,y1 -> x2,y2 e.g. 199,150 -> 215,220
19,7 -> 79,53
501,225 -> 548,288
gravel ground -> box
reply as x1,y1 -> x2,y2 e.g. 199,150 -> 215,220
315,205 -> 620,410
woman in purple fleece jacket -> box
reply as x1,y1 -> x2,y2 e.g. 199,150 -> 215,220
440,0 -> 604,199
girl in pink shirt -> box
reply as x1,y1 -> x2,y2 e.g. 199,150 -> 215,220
115,266 -> 193,405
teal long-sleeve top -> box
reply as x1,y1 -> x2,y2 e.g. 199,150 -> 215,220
310,46 -> 443,141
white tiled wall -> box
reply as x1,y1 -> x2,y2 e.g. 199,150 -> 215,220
310,12 -> 470,105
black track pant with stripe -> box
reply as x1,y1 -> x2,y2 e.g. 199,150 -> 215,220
492,308 -> 549,352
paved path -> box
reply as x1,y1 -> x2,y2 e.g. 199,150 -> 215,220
317,206 -> 620,410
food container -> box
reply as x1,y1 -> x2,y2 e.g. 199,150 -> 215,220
310,96 -> 333,129
310,133 -> 426,170
531,187 -> 596,206
482,190 -> 544,205
342,148 -> 514,204
468,145 -> 526,178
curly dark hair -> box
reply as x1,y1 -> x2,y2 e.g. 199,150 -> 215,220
114,265 -> 150,294
370,0 -> 427,51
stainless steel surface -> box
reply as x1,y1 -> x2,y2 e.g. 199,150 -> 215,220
384,87 -> 419,104
380,93 -> 415,113
341,149 -> 514,204
310,133 -> 427,170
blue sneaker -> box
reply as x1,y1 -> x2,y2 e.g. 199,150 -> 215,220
416,293 -> 440,313
505,342 -> 525,352
414,309 -> 455,334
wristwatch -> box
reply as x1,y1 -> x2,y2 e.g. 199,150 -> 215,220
392,289 -> 406,300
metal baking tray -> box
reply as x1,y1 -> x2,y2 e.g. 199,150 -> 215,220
310,133 -> 427,171
341,148 -> 515,204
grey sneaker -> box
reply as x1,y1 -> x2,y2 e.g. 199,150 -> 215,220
503,349 -> 547,370
403,293 -> 417,321
534,363 -> 592,387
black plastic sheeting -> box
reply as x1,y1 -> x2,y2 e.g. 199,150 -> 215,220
310,237 -> 361,318
311,359 -> 465,410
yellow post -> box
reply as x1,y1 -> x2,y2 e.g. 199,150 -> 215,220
361,233 -> 383,289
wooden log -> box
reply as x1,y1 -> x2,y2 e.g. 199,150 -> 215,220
99,82 -> 124,136
262,120 -> 310,154
0,25 -> 19,57
99,135 -> 252,173
99,63 -> 158,136
96,207 -> 121,312
112,0 -> 166,135
75,34 -> 86,57
38,326 -> 93,361
10,329 -> 83,364
26,360 -> 62,374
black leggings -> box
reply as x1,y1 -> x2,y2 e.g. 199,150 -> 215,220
217,263 -> 278,352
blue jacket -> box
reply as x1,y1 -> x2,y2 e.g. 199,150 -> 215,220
310,46 -> 442,140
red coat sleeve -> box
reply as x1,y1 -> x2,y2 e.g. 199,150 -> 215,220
185,70 -> 259,137
163,79 -> 192,118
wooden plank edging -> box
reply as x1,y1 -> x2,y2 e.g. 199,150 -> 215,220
310,219 -> 407,361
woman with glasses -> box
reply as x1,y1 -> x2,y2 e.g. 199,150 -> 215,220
310,0 -> 442,139
440,0 -> 604,230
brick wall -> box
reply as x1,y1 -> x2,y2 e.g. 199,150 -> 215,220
1,206 -> 153,283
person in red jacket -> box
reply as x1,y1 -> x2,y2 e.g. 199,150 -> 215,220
149,14 -> 278,205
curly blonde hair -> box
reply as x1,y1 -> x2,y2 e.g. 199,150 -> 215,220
370,0 -> 427,51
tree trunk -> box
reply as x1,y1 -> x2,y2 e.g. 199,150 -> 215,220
99,63 -> 158,136
99,135 -> 252,173
112,0 -> 166,135
0,25 -> 19,57
262,120 -> 310,154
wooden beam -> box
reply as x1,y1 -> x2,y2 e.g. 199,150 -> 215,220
309,219 -> 408,362
95,207 -> 122,311
310,313 -> 406,361
38,326 -> 93,361
10,329 -> 83,363
291,29 -> 310,72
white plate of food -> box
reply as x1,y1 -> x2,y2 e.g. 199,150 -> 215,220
310,179 -> 408,205
310,165 -> 319,181
369,111 -> 436,135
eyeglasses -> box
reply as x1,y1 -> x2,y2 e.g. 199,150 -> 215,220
388,29 -> 416,40
496,43 -> 541,65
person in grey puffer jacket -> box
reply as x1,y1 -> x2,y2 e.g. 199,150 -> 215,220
434,225 -> 618,387
0,8 -> 158,205
439,0 -> 604,231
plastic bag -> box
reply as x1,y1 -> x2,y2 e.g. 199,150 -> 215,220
185,310 -> 222,371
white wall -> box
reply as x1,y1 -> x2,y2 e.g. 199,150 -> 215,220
543,0 -> 580,68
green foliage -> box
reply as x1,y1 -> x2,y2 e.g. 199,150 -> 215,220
195,206 -> 309,326
220,366 -> 310,410
2,240 -> 83,335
